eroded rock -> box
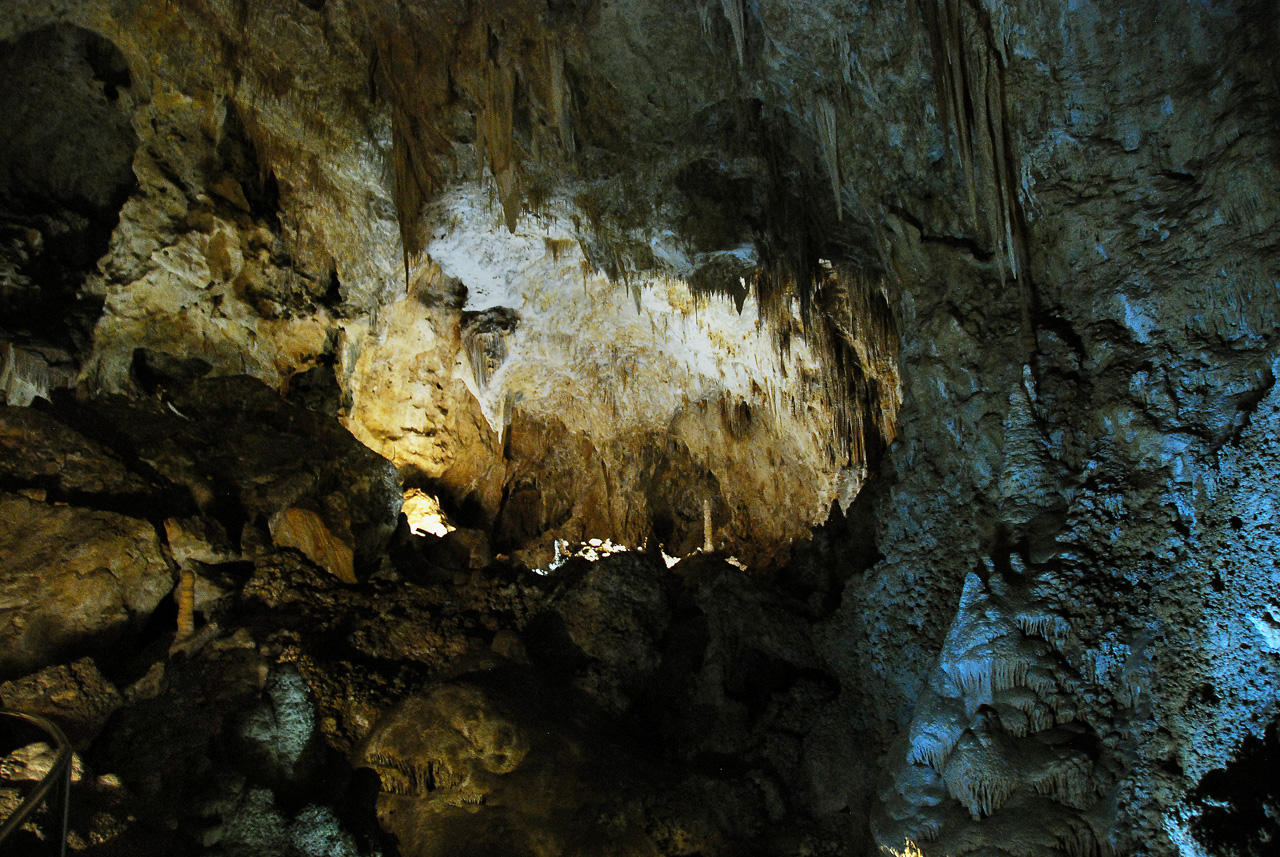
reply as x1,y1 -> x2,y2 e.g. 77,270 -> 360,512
0,658 -> 122,749
0,494 -> 170,677
360,673 -> 661,857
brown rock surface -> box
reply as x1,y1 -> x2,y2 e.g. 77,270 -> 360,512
0,658 -> 123,749
268,507 -> 356,584
0,494 -> 171,678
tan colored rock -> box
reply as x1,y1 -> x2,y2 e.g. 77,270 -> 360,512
0,742 -> 84,784
164,516 -> 238,565
268,507 -> 356,584
0,658 -> 122,749
0,495 -> 172,678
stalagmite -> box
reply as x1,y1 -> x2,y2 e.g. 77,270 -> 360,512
175,569 -> 196,641
703,497 -> 714,553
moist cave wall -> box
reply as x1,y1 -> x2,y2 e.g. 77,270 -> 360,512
0,2 -> 1278,856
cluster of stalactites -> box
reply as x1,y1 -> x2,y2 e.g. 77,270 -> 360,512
371,1 -> 579,256
877,555 -> 1112,857
745,259 -> 902,470
917,0 -> 1029,288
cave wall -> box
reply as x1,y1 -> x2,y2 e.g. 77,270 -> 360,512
0,0 -> 1278,854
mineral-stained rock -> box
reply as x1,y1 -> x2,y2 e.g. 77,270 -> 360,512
360,672 -> 662,857
0,494 -> 171,678
0,658 -> 123,749
268,507 -> 356,584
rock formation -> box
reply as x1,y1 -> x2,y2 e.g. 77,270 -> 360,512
0,1 -> 1277,855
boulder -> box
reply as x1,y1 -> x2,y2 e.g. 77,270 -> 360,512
0,658 -> 123,749
77,375 -> 402,576
0,404 -> 157,498
268,507 -> 356,584
0,494 -> 172,678
529,552 -> 670,712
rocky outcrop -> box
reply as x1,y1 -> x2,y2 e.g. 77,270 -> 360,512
71,374 -> 404,573
0,404 -> 157,500
361,675 -> 662,857
0,494 -> 170,678
0,659 -> 123,750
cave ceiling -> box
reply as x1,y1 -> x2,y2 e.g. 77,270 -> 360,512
0,0 -> 922,567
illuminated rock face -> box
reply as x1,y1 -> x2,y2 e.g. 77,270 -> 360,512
342,182 -> 898,566
0,2 -> 903,570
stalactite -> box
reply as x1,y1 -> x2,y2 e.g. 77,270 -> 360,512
545,40 -> 575,156
814,96 -> 843,221
0,342 -> 54,406
916,0 -> 1032,336
879,556 -> 1106,853
719,0 -> 747,67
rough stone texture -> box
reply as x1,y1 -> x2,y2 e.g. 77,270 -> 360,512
164,514 -> 239,566
74,374 -> 403,572
0,658 -> 123,749
0,494 -> 171,678
0,404 -> 157,499
360,674 -> 662,857
532,552 -> 670,712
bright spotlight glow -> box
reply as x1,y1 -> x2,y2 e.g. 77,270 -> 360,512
402,489 -> 455,538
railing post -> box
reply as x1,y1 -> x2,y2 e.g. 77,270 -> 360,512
0,711 -> 73,856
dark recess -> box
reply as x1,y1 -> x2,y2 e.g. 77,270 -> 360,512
1189,720 -> 1280,857
0,25 -> 138,352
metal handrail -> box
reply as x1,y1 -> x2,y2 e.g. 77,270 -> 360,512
0,711 -> 71,857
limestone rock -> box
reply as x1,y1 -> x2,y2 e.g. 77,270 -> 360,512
164,515 -> 238,566
360,674 -> 661,857
0,494 -> 171,678
0,741 -> 84,784
269,507 -> 356,585
531,552 -> 670,712
0,342 -> 75,406
0,657 -> 123,749
77,375 -> 403,571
